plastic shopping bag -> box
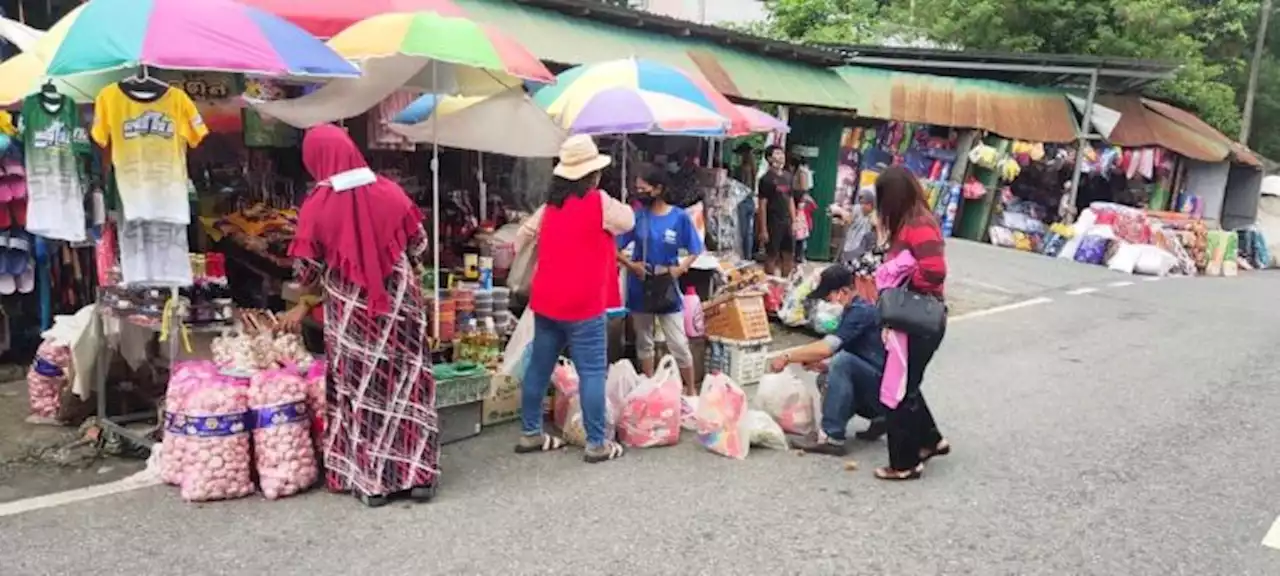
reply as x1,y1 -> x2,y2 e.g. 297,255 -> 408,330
498,308 -> 535,380
551,358 -> 585,445
754,365 -> 822,436
618,355 -> 682,448
881,329 -> 910,410
744,410 -> 788,450
680,395 -> 699,431
606,360 -> 641,428
694,373 -> 750,459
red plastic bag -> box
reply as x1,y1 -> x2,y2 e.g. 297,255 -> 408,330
618,356 -> 682,448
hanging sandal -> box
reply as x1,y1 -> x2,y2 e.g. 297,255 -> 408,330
874,464 -> 924,481
584,441 -> 625,464
514,433 -> 567,454
920,439 -> 951,462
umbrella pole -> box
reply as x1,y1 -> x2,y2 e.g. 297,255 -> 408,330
432,63 -> 441,343
477,152 -> 486,223
621,136 -> 628,202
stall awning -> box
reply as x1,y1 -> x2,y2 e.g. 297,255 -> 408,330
1099,96 -> 1231,163
453,0 -> 858,110
1140,99 -> 1261,167
833,66 -> 1077,143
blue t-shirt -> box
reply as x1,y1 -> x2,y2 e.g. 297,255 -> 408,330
617,206 -> 704,312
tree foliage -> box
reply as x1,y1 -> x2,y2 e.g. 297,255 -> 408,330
746,0 -> 1278,158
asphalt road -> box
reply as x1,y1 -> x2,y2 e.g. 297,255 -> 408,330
5,241 -> 1280,575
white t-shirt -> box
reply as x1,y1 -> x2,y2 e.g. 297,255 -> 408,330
118,219 -> 192,287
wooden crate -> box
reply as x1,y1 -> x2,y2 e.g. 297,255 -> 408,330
703,291 -> 770,341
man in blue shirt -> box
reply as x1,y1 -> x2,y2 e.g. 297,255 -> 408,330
767,265 -> 887,455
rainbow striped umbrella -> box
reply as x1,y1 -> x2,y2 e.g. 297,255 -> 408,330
41,0 -> 358,78
732,105 -> 790,136
550,86 -> 728,136
328,11 -> 554,95
534,58 -> 747,136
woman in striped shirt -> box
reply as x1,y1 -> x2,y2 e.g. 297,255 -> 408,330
873,166 -> 951,481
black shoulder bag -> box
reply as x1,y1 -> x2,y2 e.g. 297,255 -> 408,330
878,280 -> 946,339
638,211 -> 682,314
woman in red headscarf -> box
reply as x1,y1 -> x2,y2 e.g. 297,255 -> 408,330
281,124 -> 438,507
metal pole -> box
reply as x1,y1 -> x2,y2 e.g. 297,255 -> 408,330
1067,69 -> 1099,217
477,152 -> 486,223
431,63 -> 441,341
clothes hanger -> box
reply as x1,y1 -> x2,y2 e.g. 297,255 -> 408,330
120,65 -> 168,96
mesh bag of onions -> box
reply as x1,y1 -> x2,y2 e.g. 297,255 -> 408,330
249,369 -> 317,499
26,340 -> 71,422
165,373 -> 255,502
161,361 -> 221,485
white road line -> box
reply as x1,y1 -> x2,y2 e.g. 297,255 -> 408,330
1263,515 -> 1280,550
1142,276 -> 1162,282
950,297 -> 1053,322
0,470 -> 161,518
1065,287 -> 1098,296
1108,281 -> 1135,288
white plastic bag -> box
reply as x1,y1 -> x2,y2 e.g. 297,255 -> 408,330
1134,245 -> 1177,276
810,300 -> 843,334
680,395 -> 699,431
498,308 -> 535,380
694,373 -> 750,459
1106,242 -> 1142,274
754,366 -> 822,436
744,410 -> 788,450
606,360 -> 640,428
618,355 -> 682,448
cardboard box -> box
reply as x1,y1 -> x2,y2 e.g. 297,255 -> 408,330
482,374 -> 521,426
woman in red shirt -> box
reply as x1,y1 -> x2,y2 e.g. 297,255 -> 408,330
515,135 -> 634,463
873,166 -> 951,481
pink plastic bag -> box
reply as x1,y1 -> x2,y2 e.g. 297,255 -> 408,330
249,369 -> 318,499
618,356 -> 682,448
695,373 -> 750,460
880,330 -> 909,409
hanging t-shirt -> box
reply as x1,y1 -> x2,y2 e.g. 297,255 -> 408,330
118,219 -> 192,287
21,93 -> 90,242
90,83 -> 207,224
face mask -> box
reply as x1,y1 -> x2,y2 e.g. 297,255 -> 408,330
636,194 -> 657,205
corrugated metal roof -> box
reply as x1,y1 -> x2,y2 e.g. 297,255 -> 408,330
834,66 -> 1077,143
1099,96 -> 1230,163
1140,99 -> 1261,167
454,0 -> 859,110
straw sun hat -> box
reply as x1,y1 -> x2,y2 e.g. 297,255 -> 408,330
553,134 -> 612,181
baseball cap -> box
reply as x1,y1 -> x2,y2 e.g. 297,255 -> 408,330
808,265 -> 854,301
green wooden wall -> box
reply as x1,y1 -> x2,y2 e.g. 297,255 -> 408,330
787,112 -> 852,261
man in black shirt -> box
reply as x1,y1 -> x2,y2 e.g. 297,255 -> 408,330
756,145 -> 795,277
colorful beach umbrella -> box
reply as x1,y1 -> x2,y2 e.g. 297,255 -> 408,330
387,89 -> 566,157
534,58 -> 748,136
327,11 -> 554,94
551,86 -> 728,136
732,105 -> 790,136
40,0 -> 359,79
238,0 -> 468,39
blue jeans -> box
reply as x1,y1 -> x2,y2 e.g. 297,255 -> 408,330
521,313 -> 609,447
823,351 -> 885,441
737,195 -> 756,256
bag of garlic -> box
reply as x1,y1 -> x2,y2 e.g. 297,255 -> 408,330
26,339 -> 71,423
167,374 -> 255,502
161,361 -> 221,486
249,369 -> 318,499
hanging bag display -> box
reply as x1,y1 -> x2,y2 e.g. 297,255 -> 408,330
638,211 -> 681,314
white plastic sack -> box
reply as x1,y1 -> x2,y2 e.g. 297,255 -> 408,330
498,308 -> 535,380
1058,208 -> 1098,261
606,360 -> 641,428
680,395 -> 699,431
744,410 -> 788,450
810,300 -> 843,335
694,373 -> 750,459
618,355 -> 682,448
1106,243 -> 1142,274
754,365 -> 822,436
1134,245 -> 1178,276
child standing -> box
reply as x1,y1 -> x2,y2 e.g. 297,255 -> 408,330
795,191 -> 817,263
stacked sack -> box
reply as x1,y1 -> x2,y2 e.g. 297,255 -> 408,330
162,361 -> 321,502
162,364 -> 255,502
26,340 -> 71,423
249,369 -> 317,499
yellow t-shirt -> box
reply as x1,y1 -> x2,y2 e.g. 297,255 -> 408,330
91,83 -> 208,224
